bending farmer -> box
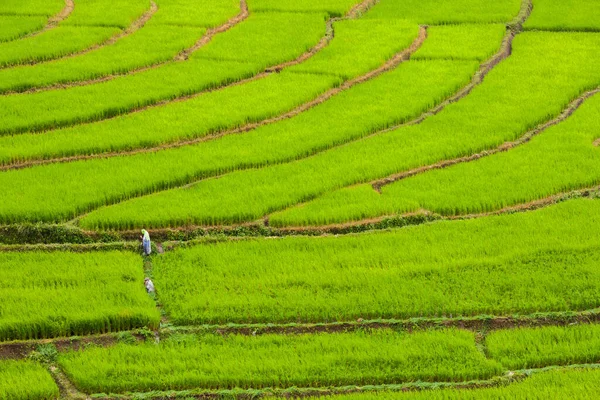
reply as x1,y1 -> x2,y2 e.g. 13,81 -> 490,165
141,229 -> 151,256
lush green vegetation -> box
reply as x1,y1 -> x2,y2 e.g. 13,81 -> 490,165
0,250 -> 159,341
365,0 -> 521,24
0,12 -> 327,134
86,32 -> 600,229
525,0 -> 600,31
272,90 -> 600,225
487,324 -> 600,370
59,329 -> 501,393
152,199 -> 600,324
0,16 -> 419,162
412,24 -> 506,61
315,368 -> 600,399
0,72 -> 339,163
0,15 -> 47,42
0,26 -> 120,68
0,360 -> 59,400
0,58 -> 476,224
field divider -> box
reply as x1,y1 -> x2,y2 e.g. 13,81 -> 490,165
1,19 -> 427,171
371,87 -> 600,191
0,1 -> 157,71
2,308 -> 600,359
20,0 -> 75,40
49,365 -> 89,400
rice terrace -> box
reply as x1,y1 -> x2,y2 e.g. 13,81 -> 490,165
2,0 -> 600,397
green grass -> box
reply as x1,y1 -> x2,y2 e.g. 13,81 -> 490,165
287,19 -> 419,79
487,324 -> 600,370
365,0 -> 521,24
272,90 -> 600,225
0,0 -> 64,16
0,72 -> 340,163
524,0 -> 600,31
313,368 -> 600,399
58,329 -> 502,393
0,15 -> 47,42
249,0 -> 361,17
151,200 -> 600,324
0,360 -> 58,400
412,24 -> 507,61
0,250 -> 159,341
0,12 -> 327,134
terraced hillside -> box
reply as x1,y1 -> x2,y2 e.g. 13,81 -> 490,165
1,0 -> 600,398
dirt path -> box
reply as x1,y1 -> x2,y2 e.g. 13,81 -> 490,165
22,0 -> 75,39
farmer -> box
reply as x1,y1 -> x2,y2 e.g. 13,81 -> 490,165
144,278 -> 156,293
141,229 -> 152,256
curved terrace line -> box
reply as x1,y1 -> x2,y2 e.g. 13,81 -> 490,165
1,26 -> 428,171
0,0 -> 362,137
0,1 -> 157,71
372,87 -> 600,191
58,1 -> 532,227
21,0 -> 75,40
0,0 -> 247,95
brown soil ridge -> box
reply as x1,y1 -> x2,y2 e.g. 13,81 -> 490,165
372,87 -> 600,190
1,0 -> 248,95
50,365 -> 90,400
3,26 -> 427,171
2,308 -> 599,358
21,0 -> 75,39
0,1 -> 157,71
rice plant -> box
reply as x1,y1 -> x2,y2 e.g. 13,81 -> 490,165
151,199 -> 600,324
0,0 -> 64,16
0,12 -> 327,135
0,250 -> 159,341
272,89 -> 600,225
58,329 -> 502,393
524,0 -> 600,31
0,360 -> 59,400
0,16 -> 48,42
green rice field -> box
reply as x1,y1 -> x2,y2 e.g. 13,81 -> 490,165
1,0 -> 600,397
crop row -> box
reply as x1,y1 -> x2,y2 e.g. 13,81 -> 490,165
0,360 -> 58,400
150,198 -> 600,324
0,250 -> 159,341
0,57 -> 477,224
56,324 -> 600,395
77,31 -> 600,230
0,0 -> 244,93
0,17 -> 420,164
271,87 -> 600,226
0,11 -> 329,135
0,0 -> 150,68
0,0 -> 521,135
0,0 -> 64,17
